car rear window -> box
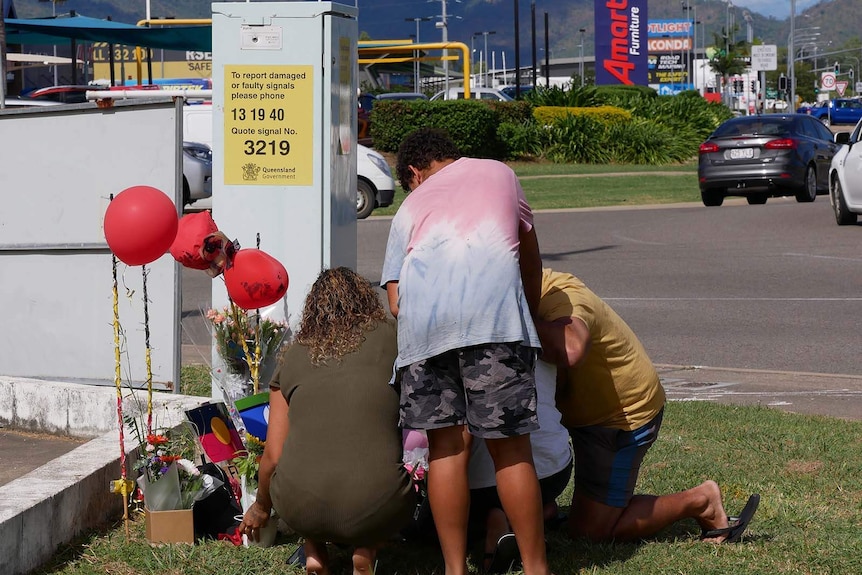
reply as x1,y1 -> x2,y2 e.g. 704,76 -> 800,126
712,119 -> 791,138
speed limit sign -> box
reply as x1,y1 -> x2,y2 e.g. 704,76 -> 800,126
821,72 -> 836,91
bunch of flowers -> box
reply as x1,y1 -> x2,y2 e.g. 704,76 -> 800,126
129,421 -> 209,510
232,433 -> 266,493
206,303 -> 289,384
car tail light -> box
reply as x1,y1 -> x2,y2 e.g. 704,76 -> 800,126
699,142 -> 720,154
764,138 -> 797,150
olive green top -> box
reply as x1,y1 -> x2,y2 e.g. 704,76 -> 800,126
269,319 -> 415,546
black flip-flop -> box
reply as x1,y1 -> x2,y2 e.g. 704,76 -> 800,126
701,493 -> 761,543
484,532 -> 520,574
545,512 -> 569,531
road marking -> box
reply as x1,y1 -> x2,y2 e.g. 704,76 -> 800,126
783,252 -> 862,263
612,233 -> 666,245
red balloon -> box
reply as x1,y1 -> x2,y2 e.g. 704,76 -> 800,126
224,249 -> 289,310
104,186 -> 178,266
169,211 -> 219,270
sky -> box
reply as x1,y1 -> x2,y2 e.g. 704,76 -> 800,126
729,0 -> 820,20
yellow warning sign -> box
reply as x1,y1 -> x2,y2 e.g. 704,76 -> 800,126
224,65 -> 314,186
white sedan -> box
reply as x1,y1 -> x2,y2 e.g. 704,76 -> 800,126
828,118 -> 862,225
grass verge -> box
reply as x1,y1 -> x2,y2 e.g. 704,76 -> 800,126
34,398 -> 862,575
373,164 -> 700,217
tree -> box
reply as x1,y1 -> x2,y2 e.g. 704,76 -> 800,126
707,26 -> 748,107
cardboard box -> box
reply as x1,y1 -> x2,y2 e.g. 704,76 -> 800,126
144,507 -> 195,545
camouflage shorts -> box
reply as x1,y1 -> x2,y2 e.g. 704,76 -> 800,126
399,342 -> 539,439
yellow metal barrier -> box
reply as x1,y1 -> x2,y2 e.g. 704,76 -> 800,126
358,42 -> 471,99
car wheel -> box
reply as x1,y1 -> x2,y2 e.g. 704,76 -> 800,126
821,117 -> 831,128
831,177 -> 858,225
701,189 -> 724,207
182,177 -> 191,206
356,179 -> 376,220
795,165 -> 817,202
747,193 -> 768,205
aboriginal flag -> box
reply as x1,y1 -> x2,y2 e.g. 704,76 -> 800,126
185,402 -> 246,463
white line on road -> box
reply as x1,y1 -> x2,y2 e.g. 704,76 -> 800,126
783,252 -> 862,262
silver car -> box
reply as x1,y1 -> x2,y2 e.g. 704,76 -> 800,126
182,141 -> 213,205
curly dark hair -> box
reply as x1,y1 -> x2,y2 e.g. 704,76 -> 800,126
395,127 -> 462,192
295,267 -> 387,365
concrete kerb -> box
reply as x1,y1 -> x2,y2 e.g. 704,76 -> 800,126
0,376 -> 210,575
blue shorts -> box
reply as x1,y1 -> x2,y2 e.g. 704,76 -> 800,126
569,409 -> 664,508
398,342 -> 538,439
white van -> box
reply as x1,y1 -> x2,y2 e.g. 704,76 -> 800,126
183,103 -> 214,148
429,87 -> 513,101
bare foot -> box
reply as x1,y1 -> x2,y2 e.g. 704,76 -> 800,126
353,546 -> 377,575
696,480 -> 730,543
304,540 -> 331,575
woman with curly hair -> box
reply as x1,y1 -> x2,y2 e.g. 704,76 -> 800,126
239,267 -> 415,575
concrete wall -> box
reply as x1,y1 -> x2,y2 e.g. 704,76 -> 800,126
0,377 -> 209,575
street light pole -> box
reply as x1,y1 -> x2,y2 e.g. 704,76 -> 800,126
579,28 -> 586,87
696,20 -> 703,93
544,11 -> 550,88
481,31 -> 496,88
473,31 -> 497,87
437,0 -> 450,98
406,17 -> 431,92
681,0 -> 693,90
531,1 -> 537,88
514,0 -> 520,98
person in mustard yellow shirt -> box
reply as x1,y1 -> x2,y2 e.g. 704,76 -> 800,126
536,268 -> 759,544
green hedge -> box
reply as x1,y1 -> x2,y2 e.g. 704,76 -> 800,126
369,100 -> 530,159
533,105 -> 631,127
368,87 -> 735,165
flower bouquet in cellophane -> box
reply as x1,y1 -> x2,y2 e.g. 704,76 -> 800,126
128,419 -> 224,512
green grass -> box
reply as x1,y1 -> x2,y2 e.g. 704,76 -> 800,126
180,364 -> 214,397
373,164 -> 700,217
34,398 -> 862,575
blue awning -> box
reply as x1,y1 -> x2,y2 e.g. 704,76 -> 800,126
5,14 -> 212,52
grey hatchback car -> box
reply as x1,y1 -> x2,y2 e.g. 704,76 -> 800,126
698,114 -> 840,206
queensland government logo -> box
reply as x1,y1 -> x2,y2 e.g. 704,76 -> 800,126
242,163 -> 261,181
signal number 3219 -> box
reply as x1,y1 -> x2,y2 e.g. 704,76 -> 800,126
243,140 -> 291,156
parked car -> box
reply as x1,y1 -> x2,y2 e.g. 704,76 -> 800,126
499,85 -> 535,99
800,98 -> 862,127
182,141 -> 213,205
697,114 -> 840,206
828,118 -> 862,225
374,91 -> 428,103
429,87 -> 513,101
356,144 -> 396,219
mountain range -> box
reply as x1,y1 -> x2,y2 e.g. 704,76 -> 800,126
10,0 -> 862,62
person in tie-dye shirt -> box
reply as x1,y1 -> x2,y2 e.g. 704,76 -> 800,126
381,128 -> 551,575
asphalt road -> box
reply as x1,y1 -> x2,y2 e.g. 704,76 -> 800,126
182,196 -> 862,419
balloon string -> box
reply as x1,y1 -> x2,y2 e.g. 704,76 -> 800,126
112,250 -> 130,540
141,265 -> 154,436
254,233 -> 261,395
